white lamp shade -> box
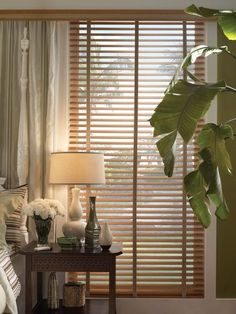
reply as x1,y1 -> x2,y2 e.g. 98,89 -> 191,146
49,152 -> 105,185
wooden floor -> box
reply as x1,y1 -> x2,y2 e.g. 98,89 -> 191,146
32,299 -> 109,314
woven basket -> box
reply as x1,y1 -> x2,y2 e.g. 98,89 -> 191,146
63,282 -> 86,308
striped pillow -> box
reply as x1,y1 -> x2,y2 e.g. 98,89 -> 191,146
0,186 -> 27,249
0,249 -> 21,298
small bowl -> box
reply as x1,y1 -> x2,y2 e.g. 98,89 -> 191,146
57,236 -> 77,249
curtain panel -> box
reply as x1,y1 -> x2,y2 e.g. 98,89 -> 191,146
0,21 -> 69,241
27,21 -> 68,201
0,21 -> 69,190
0,21 -> 25,188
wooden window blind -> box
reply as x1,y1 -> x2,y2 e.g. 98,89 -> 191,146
69,19 -> 205,298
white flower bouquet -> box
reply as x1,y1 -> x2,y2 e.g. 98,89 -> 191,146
23,198 -> 65,220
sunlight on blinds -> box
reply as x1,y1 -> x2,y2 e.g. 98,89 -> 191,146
69,19 -> 205,297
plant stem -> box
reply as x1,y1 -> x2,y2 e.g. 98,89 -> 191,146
225,85 -> 236,93
225,118 -> 236,124
226,50 -> 236,61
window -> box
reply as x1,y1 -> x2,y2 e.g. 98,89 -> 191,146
69,18 -> 205,297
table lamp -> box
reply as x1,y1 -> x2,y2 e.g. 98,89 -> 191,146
49,152 -> 105,242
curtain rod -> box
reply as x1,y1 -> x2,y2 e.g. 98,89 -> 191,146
0,9 -> 215,21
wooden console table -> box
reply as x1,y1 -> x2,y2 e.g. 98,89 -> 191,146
20,242 -> 122,314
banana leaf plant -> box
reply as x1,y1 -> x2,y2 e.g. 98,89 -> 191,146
150,5 -> 236,228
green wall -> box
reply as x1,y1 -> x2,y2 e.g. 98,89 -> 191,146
216,25 -> 236,297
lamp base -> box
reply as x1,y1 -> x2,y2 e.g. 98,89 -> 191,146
62,220 -> 86,240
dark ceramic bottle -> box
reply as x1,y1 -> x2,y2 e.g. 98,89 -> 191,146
85,196 -> 101,249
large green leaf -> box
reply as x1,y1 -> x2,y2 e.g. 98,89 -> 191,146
150,81 -> 226,142
185,145 -> 231,227
198,123 -> 234,175
182,45 -> 229,68
156,131 -> 177,177
167,45 -> 228,92
150,80 -> 226,176
199,148 -> 230,221
197,123 -> 234,221
218,15 -> 236,40
185,5 -> 236,40
184,170 -> 211,228
185,5 -> 222,17
184,133 -> 229,228
207,170 -> 230,220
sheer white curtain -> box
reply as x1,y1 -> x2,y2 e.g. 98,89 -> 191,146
26,21 -> 69,201
0,21 -> 69,241
26,21 -> 69,240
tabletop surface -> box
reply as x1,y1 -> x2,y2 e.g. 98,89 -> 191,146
20,241 -> 123,256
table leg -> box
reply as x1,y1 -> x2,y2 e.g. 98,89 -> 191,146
37,272 -> 43,304
109,259 -> 116,314
86,272 -> 90,296
25,256 -> 32,314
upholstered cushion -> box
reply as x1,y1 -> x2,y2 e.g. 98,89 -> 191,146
0,186 -> 27,249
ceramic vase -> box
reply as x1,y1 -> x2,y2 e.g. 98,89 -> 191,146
85,196 -> 101,249
99,221 -> 112,250
69,187 -> 83,220
34,215 -> 52,246
62,187 -> 86,242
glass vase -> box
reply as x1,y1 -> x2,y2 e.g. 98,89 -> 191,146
34,215 -> 52,246
85,196 -> 101,249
